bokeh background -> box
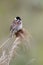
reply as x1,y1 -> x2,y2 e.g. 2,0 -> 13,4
0,0 -> 43,65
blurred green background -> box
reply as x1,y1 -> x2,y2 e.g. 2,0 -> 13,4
0,0 -> 43,65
